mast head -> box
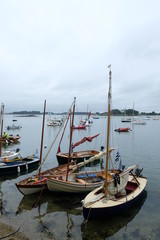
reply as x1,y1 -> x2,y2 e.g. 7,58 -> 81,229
108,64 -> 111,72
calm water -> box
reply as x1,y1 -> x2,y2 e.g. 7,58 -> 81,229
0,114 -> 160,240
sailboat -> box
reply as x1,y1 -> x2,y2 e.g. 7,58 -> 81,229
16,100 -> 49,195
121,109 -> 131,122
0,103 -> 21,161
82,65 -> 147,219
47,97 -> 105,193
132,102 -> 146,125
0,103 -> 40,175
80,109 -> 93,126
15,99 -> 82,195
47,97 -> 121,194
57,134 -> 101,165
56,104 -> 101,165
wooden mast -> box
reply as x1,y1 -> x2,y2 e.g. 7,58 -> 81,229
105,65 -> 112,182
0,103 -> 4,157
66,97 -> 76,181
39,100 -> 46,177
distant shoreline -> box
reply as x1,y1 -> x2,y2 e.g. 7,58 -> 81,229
15,114 -> 38,117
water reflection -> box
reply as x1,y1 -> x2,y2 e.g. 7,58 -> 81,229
17,191 -> 84,215
0,164 -> 39,181
17,192 -> 84,239
81,190 -> 147,239
16,190 -> 147,239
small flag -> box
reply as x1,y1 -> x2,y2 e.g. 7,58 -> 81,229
115,149 -> 120,162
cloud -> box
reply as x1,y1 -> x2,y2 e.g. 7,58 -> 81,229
0,0 -> 160,113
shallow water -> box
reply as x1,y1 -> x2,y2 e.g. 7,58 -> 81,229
0,114 -> 160,239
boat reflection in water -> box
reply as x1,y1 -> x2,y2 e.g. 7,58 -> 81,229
17,191 -> 84,214
17,191 -> 84,239
81,190 -> 147,239
16,190 -> 147,239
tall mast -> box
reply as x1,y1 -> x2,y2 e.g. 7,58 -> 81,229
105,65 -> 112,181
39,100 -> 46,177
66,97 -> 76,181
0,103 -> 4,157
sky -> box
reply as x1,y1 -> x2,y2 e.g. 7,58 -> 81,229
0,0 -> 160,113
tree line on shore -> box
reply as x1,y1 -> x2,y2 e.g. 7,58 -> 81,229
8,109 -> 160,116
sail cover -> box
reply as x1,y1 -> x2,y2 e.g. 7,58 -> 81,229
73,133 -> 100,148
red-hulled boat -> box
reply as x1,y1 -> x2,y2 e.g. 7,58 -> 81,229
73,124 -> 86,130
115,127 -> 130,132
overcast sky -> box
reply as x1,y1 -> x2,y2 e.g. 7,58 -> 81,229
0,0 -> 160,113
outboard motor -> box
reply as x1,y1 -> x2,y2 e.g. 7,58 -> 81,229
135,168 -> 143,177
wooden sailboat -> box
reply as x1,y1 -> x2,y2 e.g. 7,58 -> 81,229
57,133 -> 101,165
47,97 -> 117,193
16,100 -> 48,194
82,65 -> 147,219
16,99 -> 80,195
56,106 -> 101,165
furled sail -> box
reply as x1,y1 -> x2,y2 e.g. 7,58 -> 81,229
73,133 -> 100,148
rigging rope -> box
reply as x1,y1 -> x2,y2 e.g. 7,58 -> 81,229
37,100 -> 74,173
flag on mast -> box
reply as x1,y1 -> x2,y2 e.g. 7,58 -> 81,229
115,149 -> 120,162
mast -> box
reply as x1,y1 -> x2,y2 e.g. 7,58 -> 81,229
105,65 -> 112,181
0,103 -> 4,157
66,97 -> 76,181
39,100 -> 46,177
57,112 -> 71,154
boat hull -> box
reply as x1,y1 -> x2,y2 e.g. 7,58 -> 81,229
47,176 -> 104,193
0,149 -> 21,161
16,162 -> 77,195
17,182 -> 47,195
73,125 -> 86,130
47,165 -> 134,194
0,156 -> 40,175
57,150 -> 100,165
83,176 -> 147,220
115,128 -> 130,132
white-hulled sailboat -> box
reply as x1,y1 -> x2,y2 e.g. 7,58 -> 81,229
82,65 -> 147,220
47,97 -> 106,193
47,95 -> 133,194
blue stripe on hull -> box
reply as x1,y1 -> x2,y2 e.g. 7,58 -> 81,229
83,190 -> 145,220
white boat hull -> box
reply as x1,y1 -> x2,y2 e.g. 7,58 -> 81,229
47,177 -> 103,193
17,185 -> 46,195
47,164 -> 136,194
0,149 -> 21,161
